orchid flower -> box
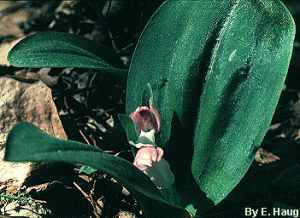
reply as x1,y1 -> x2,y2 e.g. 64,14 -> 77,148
129,98 -> 174,189
130,98 -> 161,135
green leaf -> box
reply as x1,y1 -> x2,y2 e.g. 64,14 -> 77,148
8,31 -> 128,80
118,114 -> 138,143
4,122 -> 190,218
142,83 -> 153,107
118,114 -> 139,156
126,0 -> 295,215
79,165 -> 98,175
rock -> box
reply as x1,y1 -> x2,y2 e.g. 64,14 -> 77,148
1,200 -> 49,217
116,211 -> 136,218
0,77 -> 67,185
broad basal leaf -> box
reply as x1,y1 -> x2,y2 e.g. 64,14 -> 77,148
7,31 -> 128,79
4,122 -> 190,218
126,0 -> 295,215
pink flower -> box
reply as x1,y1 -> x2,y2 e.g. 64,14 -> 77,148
130,98 -> 161,135
129,99 -> 174,189
133,146 -> 164,171
133,145 -> 174,189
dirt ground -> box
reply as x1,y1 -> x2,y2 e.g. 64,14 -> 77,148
0,1 -> 300,218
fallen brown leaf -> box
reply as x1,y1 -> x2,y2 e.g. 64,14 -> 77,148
255,147 -> 281,166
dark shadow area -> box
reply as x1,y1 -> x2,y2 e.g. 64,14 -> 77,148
202,137 -> 300,218
182,16 -> 226,140
164,112 -> 214,215
208,59 -> 250,143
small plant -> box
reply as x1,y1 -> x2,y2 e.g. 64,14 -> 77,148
3,0 -> 295,217
0,183 -> 46,215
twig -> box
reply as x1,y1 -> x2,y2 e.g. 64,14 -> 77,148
63,96 -> 69,109
78,129 -> 91,145
73,182 -> 102,218
89,134 -> 98,147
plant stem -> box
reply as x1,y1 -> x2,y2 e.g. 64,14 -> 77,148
0,194 -> 18,200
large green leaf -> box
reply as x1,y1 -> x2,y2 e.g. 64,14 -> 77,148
4,122 -> 190,218
8,31 -> 127,79
126,0 -> 295,215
